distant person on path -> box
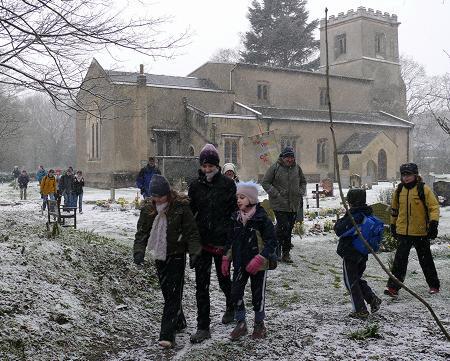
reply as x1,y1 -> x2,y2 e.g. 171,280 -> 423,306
188,144 -> 237,344
12,166 -> 20,188
133,174 -> 201,349
222,181 -> 277,340
73,171 -> 85,214
36,165 -> 47,185
18,170 -> 30,200
385,163 -> 441,297
334,189 -> 382,320
40,169 -> 57,212
136,157 -> 161,198
59,167 -> 76,210
222,162 -> 240,183
261,146 -> 306,263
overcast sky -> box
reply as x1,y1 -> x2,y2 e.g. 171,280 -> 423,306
97,0 -> 450,77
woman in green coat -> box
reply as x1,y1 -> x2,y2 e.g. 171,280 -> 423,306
133,174 -> 201,349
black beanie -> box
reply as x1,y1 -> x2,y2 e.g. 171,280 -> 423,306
150,174 -> 170,197
199,143 -> 220,166
280,146 -> 295,158
400,163 -> 418,175
346,188 -> 366,207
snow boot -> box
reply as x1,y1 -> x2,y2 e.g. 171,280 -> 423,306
429,288 -> 439,294
189,329 -> 211,344
251,321 -> 267,339
349,310 -> 370,320
370,296 -> 382,313
384,287 -> 398,298
281,253 -> 293,264
158,340 -> 173,349
221,307 -> 234,324
230,320 -> 248,341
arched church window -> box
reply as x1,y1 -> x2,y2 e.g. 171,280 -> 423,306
342,155 -> 350,170
378,149 -> 387,180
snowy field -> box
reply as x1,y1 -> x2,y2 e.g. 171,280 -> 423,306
0,181 -> 449,360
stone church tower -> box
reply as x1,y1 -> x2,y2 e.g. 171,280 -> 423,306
319,7 -> 407,118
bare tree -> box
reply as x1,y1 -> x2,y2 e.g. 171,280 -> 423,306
400,55 -> 433,119
0,90 -> 26,141
210,48 -> 241,63
0,0 -> 186,109
428,74 -> 450,136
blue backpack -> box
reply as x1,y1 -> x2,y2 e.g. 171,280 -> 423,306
340,214 -> 384,255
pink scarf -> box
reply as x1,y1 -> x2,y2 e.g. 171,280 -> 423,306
238,205 -> 256,225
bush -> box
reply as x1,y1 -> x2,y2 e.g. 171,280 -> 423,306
323,219 -> 334,233
349,323 -> 381,340
380,227 -> 398,252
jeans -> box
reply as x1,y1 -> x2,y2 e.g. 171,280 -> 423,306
42,193 -> 55,211
75,193 -> 83,212
63,191 -> 77,209
20,187 -> 27,200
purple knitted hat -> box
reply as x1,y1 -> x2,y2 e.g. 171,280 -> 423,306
199,143 -> 220,166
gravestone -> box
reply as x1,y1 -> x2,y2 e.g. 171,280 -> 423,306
320,178 -> 334,196
433,181 -> 450,206
350,174 -> 362,188
371,202 -> 391,224
341,170 -> 350,189
361,176 -> 372,190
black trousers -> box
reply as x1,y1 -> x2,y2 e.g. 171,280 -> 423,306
274,211 -> 297,255
155,254 -> 186,342
195,249 -> 232,330
343,257 -> 376,313
231,267 -> 267,322
387,235 -> 440,290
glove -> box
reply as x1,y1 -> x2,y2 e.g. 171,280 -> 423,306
221,256 -> 231,277
390,224 -> 397,239
189,254 -> 199,269
427,220 -> 438,240
245,254 -> 266,275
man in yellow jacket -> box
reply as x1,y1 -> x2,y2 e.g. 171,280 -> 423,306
385,163 -> 440,297
40,169 -> 57,212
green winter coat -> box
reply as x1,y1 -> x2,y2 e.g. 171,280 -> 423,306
133,191 -> 201,264
261,159 -> 307,212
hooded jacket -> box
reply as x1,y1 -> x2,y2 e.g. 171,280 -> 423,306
40,175 -> 57,195
261,158 -> 307,212
133,191 -> 201,264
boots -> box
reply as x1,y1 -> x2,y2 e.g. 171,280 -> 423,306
221,307 -> 234,324
370,296 -> 382,314
230,320 -> 248,341
190,329 -> 211,343
251,321 -> 267,339
281,252 -> 293,263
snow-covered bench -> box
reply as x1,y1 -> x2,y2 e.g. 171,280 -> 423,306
46,199 -> 77,230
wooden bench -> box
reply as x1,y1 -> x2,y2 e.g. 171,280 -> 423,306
46,199 -> 77,230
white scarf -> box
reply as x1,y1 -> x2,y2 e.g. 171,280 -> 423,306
147,202 -> 168,261
206,168 -> 219,182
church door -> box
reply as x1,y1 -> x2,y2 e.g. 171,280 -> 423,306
367,160 -> 377,181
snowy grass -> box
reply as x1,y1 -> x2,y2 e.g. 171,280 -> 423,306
0,181 -> 449,360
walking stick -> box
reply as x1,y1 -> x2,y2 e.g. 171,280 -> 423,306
324,7 -> 449,341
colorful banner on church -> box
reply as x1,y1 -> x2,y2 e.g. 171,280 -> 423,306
249,130 -> 278,168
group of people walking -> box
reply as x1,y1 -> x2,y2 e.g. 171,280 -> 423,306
13,165 -> 85,214
133,144 -> 442,349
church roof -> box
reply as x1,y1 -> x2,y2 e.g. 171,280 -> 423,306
249,106 -> 413,128
337,132 -> 380,154
105,70 -> 224,91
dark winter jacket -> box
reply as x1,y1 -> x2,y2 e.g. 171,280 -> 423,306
188,169 -> 237,248
18,174 -> 30,189
73,177 -> 85,195
12,168 -> 20,178
133,191 -> 202,264
334,205 -> 373,261
59,173 -> 75,193
136,165 -> 161,198
224,204 -> 277,270
36,169 -> 47,183
261,158 -> 307,212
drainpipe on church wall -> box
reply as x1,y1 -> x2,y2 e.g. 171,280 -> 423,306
229,64 -> 238,91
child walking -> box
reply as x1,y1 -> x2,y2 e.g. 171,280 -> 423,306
222,181 -> 277,340
334,189 -> 382,320
133,175 -> 201,348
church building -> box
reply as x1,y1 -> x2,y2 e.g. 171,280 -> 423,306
76,7 -> 413,188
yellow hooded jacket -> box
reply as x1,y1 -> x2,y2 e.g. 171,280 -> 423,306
40,175 -> 57,196
390,183 -> 439,237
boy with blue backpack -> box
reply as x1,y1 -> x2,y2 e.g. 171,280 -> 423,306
334,188 -> 383,320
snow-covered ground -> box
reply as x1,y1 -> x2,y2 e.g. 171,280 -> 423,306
0,181 -> 449,360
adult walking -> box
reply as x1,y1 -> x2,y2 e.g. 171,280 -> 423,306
59,167 -> 76,209
262,146 -> 306,263
73,171 -> 85,214
385,163 -> 441,297
133,175 -> 201,348
188,144 -> 237,343
136,157 -> 161,198
40,169 -> 57,212
18,170 -> 30,200
36,165 -> 47,185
